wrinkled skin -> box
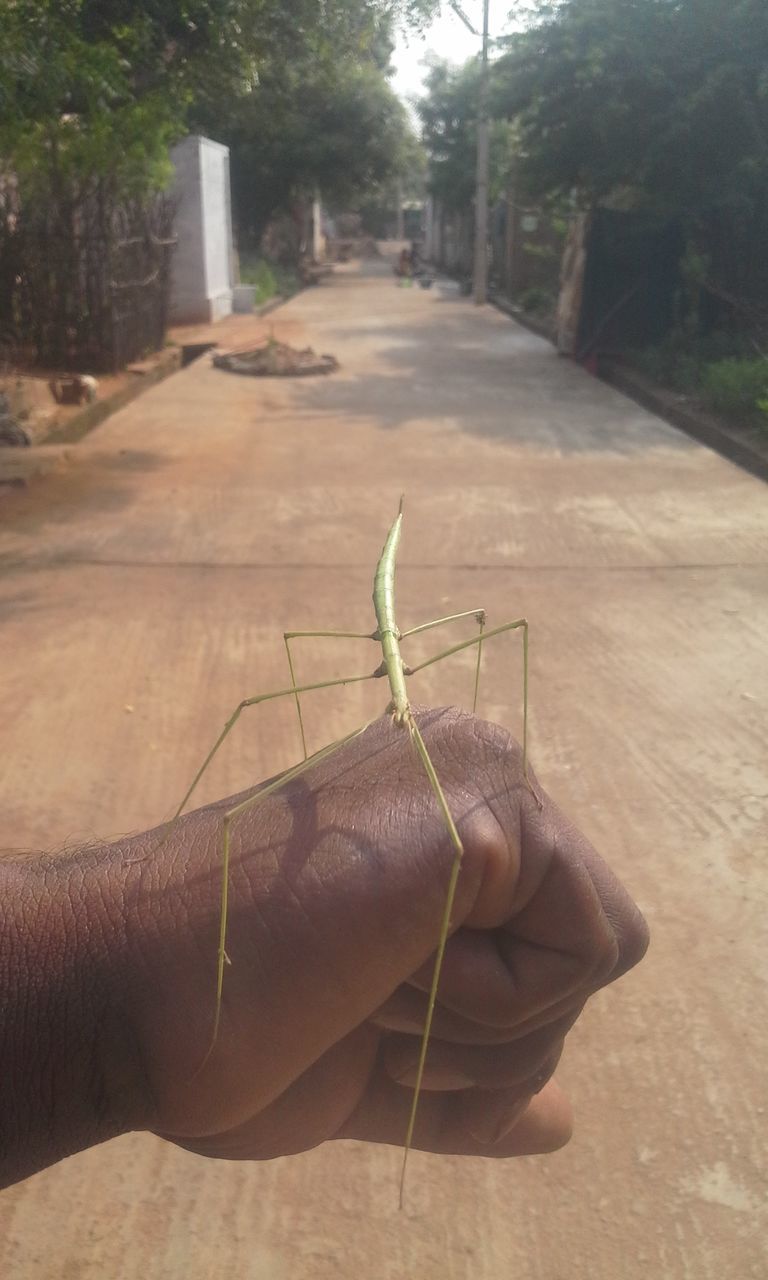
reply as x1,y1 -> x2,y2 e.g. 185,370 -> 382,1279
0,708 -> 648,1190
115,707 -> 649,1164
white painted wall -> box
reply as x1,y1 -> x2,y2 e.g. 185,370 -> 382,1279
169,136 -> 234,324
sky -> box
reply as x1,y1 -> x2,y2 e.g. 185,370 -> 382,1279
391,4 -> 516,109
391,9 -> 475,105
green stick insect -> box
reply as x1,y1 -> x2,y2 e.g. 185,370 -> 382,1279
169,498 -> 530,1204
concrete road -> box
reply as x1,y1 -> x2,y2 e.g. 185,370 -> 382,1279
0,255 -> 766,1278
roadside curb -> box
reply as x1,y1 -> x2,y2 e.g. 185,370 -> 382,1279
254,294 -> 287,320
0,444 -> 72,488
489,292 -> 556,344
43,347 -> 183,447
601,359 -> 768,484
0,293 -> 297,488
169,292 -> 292,360
487,289 -> 768,484
0,348 -> 183,486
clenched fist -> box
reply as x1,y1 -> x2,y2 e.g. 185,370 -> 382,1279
0,708 -> 648,1190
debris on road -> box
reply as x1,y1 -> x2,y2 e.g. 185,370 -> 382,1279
213,340 -> 338,377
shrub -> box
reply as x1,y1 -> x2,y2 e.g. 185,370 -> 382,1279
630,329 -> 758,396
238,252 -> 300,305
630,338 -> 700,393
518,286 -> 554,315
239,256 -> 278,303
701,357 -> 768,423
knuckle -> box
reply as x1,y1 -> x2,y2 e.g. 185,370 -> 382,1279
411,706 -> 528,798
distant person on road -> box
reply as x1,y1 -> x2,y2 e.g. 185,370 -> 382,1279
396,246 -> 413,278
0,709 -> 648,1190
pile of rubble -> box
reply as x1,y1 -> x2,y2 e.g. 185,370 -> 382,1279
213,341 -> 339,378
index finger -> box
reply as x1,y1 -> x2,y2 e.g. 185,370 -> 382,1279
408,785 -> 649,1033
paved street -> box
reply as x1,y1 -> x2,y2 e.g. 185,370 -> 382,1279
0,254 -> 766,1278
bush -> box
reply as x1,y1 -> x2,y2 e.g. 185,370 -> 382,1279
701,357 -> 768,424
237,253 -> 301,305
630,329 -> 757,395
518,286 -> 555,315
238,255 -> 277,303
631,340 -> 699,393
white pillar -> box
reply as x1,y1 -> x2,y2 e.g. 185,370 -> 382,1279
169,136 -> 234,324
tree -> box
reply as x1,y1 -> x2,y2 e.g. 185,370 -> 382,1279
213,50 -> 418,243
351,131 -> 427,239
191,1 -> 438,244
0,0 -> 235,196
1,0 -> 440,207
494,0 -> 768,208
0,0 -> 190,366
492,0 -> 768,307
0,0 -> 442,364
418,57 -> 514,213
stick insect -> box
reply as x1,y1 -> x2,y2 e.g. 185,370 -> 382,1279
170,498 -> 530,1204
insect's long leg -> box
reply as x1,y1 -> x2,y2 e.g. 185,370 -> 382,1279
399,715 -> 465,1209
400,609 -> 486,640
473,613 -> 486,715
400,609 -> 487,713
283,630 -> 376,760
171,670 -> 378,825
408,618 -> 529,776
204,716 -> 377,1057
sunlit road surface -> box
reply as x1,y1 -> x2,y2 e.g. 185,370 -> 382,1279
0,249 -> 765,1279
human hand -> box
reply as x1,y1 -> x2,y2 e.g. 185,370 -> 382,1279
110,707 -> 648,1164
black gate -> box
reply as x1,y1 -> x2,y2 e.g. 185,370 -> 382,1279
576,209 -> 684,360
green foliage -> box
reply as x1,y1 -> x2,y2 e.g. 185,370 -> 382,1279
518,286 -> 555,316
631,345 -> 700,396
238,253 -> 299,304
630,332 -> 768,429
494,0 -> 768,217
418,60 -> 479,210
0,0 -> 435,218
701,357 -> 768,424
241,258 -> 277,304
0,0 -> 437,368
350,135 -> 427,238
238,256 -> 277,303
486,0 -> 768,347
521,241 -> 558,263
0,0 -> 198,198
418,58 -> 515,212
209,30 -> 420,242
631,328 -> 753,393
166,0 -> 435,244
